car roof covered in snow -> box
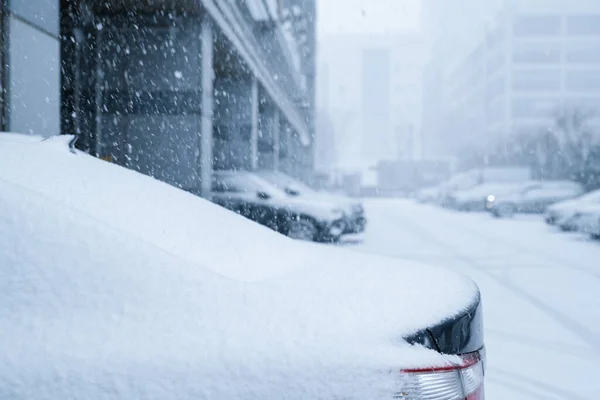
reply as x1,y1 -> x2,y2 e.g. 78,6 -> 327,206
458,181 -> 533,196
0,133 -> 477,399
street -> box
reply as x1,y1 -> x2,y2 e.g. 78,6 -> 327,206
342,199 -> 600,400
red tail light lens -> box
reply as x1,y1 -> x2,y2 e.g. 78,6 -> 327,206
394,349 -> 485,400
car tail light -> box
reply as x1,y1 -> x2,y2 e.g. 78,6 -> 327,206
394,349 -> 485,400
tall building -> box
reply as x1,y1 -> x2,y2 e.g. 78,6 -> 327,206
422,0 -> 600,161
318,33 -> 424,168
361,48 -> 392,162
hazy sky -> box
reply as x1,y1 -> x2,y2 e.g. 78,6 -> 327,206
317,0 -> 421,36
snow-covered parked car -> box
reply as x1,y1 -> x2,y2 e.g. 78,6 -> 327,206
0,133 -> 485,400
488,180 -> 585,218
545,189 -> 600,230
570,204 -> 600,239
202,170 -> 347,242
416,185 -> 444,204
256,170 -> 367,234
449,182 -> 534,212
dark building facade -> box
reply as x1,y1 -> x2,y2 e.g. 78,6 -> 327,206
0,0 -> 316,192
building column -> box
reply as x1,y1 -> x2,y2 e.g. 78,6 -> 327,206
250,76 -> 259,170
273,108 -> 280,170
200,15 -> 214,198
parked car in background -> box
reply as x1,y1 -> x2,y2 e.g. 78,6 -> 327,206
488,180 -> 585,217
207,170 -> 347,242
438,170 -> 481,207
0,133 -> 486,400
416,184 -> 444,204
545,189 -> 600,230
571,204 -> 600,239
449,182 -> 534,212
440,167 -> 532,207
256,170 -> 366,234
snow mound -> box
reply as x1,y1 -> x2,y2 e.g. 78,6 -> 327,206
0,134 -> 476,399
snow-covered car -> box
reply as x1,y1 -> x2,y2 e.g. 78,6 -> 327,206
440,167 -> 532,208
0,133 -> 485,400
570,204 -> 600,239
488,180 -> 585,217
545,189 -> 600,230
206,170 -> 347,242
438,171 -> 481,207
416,185 -> 443,204
449,182 -> 535,212
256,170 -> 367,234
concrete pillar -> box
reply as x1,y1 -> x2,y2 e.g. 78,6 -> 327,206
212,78 -> 253,170
273,108 -> 280,170
250,77 -> 259,170
200,16 -> 214,198
256,102 -> 281,171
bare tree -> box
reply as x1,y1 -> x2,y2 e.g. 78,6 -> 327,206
547,105 -> 600,187
550,106 -> 595,166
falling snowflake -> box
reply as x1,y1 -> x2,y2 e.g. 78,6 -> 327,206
174,71 -> 183,79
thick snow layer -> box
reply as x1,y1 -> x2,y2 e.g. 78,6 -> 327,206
344,199 -> 600,399
0,134 -> 476,399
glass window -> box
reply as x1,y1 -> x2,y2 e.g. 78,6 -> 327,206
9,17 -> 60,137
8,0 -> 58,36
513,15 -> 561,37
565,71 -> 600,92
566,15 -> 600,36
512,69 -> 561,91
513,43 -> 561,64
123,115 -> 199,188
100,26 -> 200,93
511,97 -> 557,118
565,42 -> 600,64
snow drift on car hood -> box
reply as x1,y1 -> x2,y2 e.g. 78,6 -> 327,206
0,134 -> 478,399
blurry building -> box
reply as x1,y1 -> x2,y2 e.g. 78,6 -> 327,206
361,48 -> 392,162
0,0 -> 316,193
422,0 -> 600,160
318,33 -> 425,169
314,62 -> 337,172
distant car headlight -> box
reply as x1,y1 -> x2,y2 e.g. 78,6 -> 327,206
487,195 -> 495,202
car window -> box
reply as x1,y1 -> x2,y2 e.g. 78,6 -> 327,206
521,184 -> 541,194
259,172 -> 316,194
212,175 -> 259,193
212,179 -> 237,193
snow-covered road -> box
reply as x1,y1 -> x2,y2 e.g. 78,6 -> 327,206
341,199 -> 600,400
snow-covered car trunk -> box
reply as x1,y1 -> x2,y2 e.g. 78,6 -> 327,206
0,134 -> 483,399
571,205 -> 600,238
546,190 -> 600,228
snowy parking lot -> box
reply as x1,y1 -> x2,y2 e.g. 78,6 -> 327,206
342,199 -> 600,400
